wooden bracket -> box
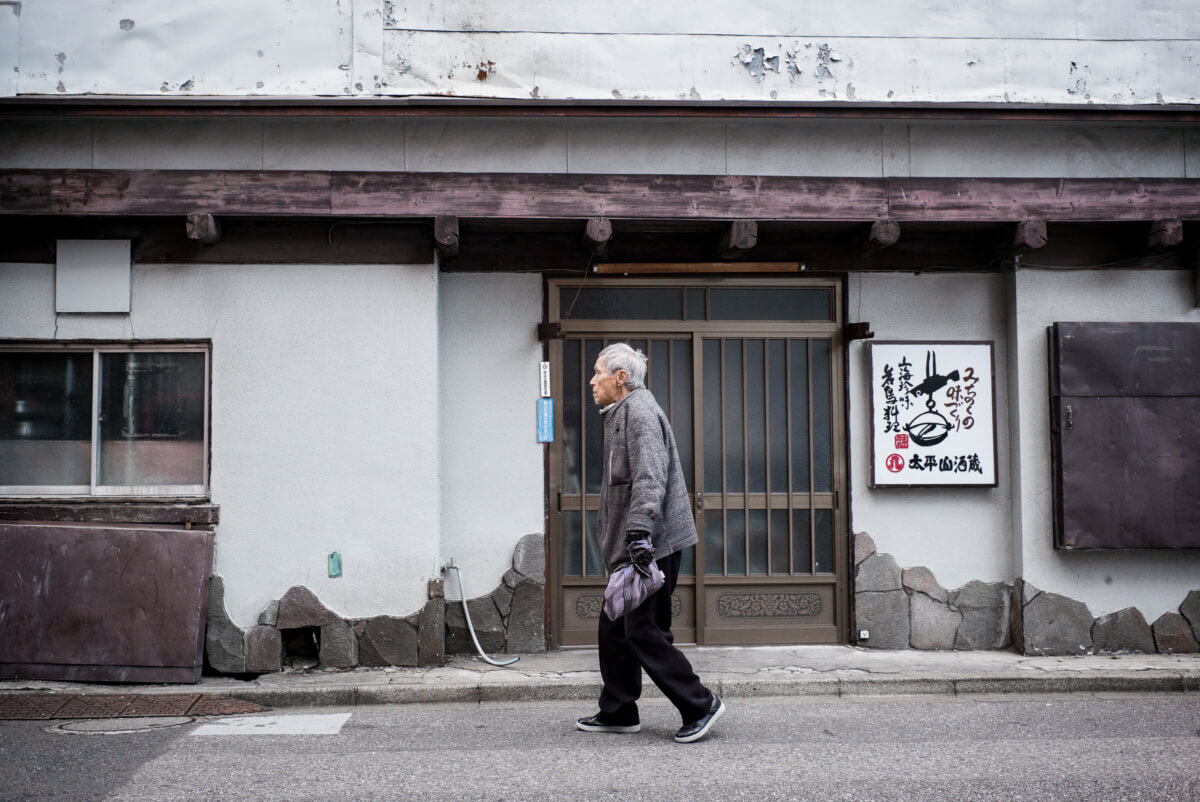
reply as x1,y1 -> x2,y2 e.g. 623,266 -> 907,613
537,321 -> 563,340
1147,218 -> 1183,253
1011,219 -> 1048,252
185,213 -> 221,246
434,215 -> 459,261
845,322 -> 875,341
862,219 -> 900,250
718,220 -> 758,260
582,217 -> 612,258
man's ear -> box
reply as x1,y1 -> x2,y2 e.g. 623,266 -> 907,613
615,369 -> 628,386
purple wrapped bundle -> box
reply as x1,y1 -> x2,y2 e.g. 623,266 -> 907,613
603,558 -> 665,621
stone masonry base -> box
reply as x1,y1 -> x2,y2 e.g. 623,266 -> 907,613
205,533 -> 546,675
854,531 -> 1200,655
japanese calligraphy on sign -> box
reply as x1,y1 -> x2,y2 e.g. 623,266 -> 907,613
869,341 -> 997,487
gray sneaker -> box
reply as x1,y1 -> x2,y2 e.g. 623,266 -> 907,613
576,714 -> 641,733
674,695 -> 724,743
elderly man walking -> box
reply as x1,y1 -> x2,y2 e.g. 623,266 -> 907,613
575,342 -> 724,743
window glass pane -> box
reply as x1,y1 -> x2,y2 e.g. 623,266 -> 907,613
748,509 -> 768,574
792,509 -> 812,574
767,339 -> 788,493
813,339 -> 833,493
789,341 -> 811,493
560,287 -> 683,320
562,340 -> 582,494
703,509 -> 724,575
584,510 -> 604,577
671,340 -> 693,482
648,340 -> 670,410
97,352 -> 205,486
746,339 -> 766,493
686,288 -> 706,320
584,339 -> 604,493
563,510 -> 583,577
678,544 -> 695,576
724,340 -> 744,493
709,288 -> 831,321
725,509 -> 746,576
815,509 -> 834,574
0,352 -> 93,486
702,339 -> 722,494
770,508 -> 789,574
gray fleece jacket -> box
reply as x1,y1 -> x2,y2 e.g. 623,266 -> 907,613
597,388 -> 699,572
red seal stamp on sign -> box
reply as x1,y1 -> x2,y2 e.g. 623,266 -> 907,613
885,454 -> 905,473
894,433 -> 910,449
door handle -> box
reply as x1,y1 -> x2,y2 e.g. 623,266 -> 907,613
695,493 -> 704,514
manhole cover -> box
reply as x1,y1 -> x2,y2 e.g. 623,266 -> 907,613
49,716 -> 194,735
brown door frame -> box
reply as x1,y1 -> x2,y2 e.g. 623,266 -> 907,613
545,276 -> 848,649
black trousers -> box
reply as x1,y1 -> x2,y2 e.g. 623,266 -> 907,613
597,550 -> 713,725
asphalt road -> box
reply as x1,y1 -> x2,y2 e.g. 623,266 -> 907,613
2,693 -> 1198,801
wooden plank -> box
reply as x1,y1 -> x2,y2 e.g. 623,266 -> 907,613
331,172 -> 888,220
4,170 -> 1200,223
888,178 -> 1200,222
595,262 -> 801,274
0,170 -> 332,216
0,503 -> 220,525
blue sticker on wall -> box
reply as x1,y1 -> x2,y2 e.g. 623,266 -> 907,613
537,398 -> 554,443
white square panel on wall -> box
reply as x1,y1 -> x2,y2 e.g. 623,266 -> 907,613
56,240 -> 132,313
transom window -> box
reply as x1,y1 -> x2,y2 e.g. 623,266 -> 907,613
0,344 -> 210,497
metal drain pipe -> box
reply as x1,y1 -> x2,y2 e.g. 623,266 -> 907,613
442,559 -> 520,667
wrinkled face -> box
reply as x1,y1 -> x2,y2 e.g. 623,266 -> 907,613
589,357 -> 627,407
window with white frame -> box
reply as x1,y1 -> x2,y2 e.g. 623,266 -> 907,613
0,344 -> 210,497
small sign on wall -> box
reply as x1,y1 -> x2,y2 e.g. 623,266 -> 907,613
868,341 -> 997,487
537,397 -> 554,443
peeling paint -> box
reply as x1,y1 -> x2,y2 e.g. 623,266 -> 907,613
815,43 -> 835,82
475,60 -> 495,81
846,82 -> 856,100
735,44 -> 779,82
119,19 -> 134,31
180,78 -> 193,91
785,47 -> 803,80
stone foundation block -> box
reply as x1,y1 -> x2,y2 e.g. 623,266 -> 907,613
1092,607 -> 1155,654
903,566 -> 948,603
245,625 -> 282,673
856,553 -> 903,593
319,619 -> 359,669
447,596 -> 506,655
358,615 -> 419,667
418,598 -> 445,667
910,592 -> 961,650
512,533 -> 546,584
276,586 -> 339,630
205,576 -> 246,674
507,581 -> 547,653
1022,590 -> 1093,655
1180,590 -> 1200,642
856,590 -> 909,649
1152,612 -> 1200,654
491,583 -> 515,619
853,531 -> 876,566
951,581 -> 1011,650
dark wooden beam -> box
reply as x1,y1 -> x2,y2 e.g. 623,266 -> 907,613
1147,218 -> 1184,252
185,212 -> 221,245
434,215 -> 459,260
718,220 -> 758,259
862,219 -> 901,250
4,170 -> 1200,223
0,502 -> 219,526
582,217 -> 612,258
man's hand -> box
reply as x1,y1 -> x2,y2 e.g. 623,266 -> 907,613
624,530 -> 654,572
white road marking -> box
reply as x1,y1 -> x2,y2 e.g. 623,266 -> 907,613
190,712 -> 351,736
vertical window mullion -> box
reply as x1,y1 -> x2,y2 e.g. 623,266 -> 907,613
808,339 -> 817,574
785,339 -> 794,575
89,349 -> 100,495
741,338 -> 749,576
720,339 -> 728,577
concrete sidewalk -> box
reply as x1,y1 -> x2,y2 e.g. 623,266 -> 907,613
3,646 -> 1199,709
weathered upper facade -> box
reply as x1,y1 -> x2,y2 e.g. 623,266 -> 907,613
1,1 -> 1198,680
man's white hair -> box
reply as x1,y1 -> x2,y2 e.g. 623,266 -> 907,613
599,342 -> 647,390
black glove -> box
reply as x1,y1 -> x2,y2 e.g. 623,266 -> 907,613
624,530 -> 654,573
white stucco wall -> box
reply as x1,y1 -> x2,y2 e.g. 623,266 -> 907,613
438,273 -> 545,599
0,260 -> 441,627
9,1 -> 1200,104
1009,268 -> 1200,620
848,272 -> 1013,590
